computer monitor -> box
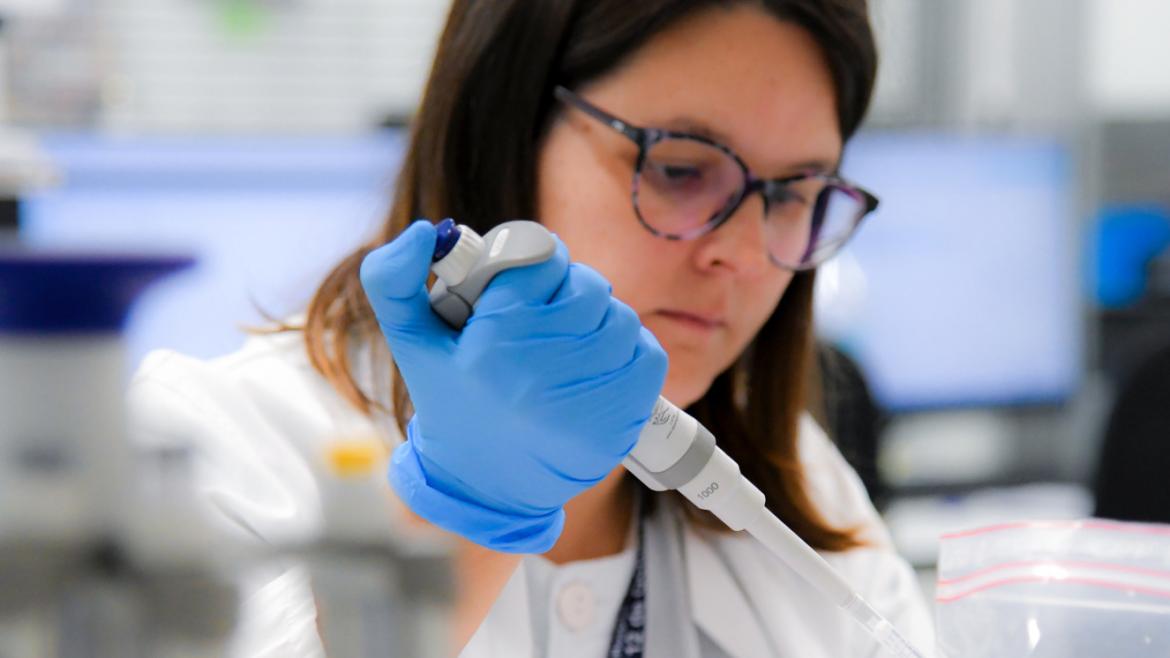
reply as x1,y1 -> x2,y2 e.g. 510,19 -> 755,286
817,132 -> 1082,410
21,133 -> 404,368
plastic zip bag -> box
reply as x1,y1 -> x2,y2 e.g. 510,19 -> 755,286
936,520 -> 1170,657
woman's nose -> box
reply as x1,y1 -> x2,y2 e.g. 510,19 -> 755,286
692,192 -> 771,275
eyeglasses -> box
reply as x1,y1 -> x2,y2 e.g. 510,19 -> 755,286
553,86 -> 879,271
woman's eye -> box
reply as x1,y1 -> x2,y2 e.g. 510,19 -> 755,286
774,180 -> 825,207
650,162 -> 703,182
773,187 -> 809,205
643,162 -> 711,195
664,164 -> 701,179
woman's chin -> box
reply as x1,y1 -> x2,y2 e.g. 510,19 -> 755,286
661,371 -> 715,409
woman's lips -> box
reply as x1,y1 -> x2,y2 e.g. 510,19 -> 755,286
655,309 -> 726,332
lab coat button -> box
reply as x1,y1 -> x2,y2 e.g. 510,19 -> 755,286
556,580 -> 595,631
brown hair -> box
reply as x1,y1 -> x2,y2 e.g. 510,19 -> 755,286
301,0 -> 877,551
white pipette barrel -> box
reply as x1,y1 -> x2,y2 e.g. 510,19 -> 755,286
427,220 -> 925,658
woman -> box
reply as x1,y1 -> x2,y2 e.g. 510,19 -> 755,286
129,1 -> 934,656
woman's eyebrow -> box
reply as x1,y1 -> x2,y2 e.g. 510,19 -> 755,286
656,115 -> 839,174
774,158 -> 839,176
656,115 -> 736,146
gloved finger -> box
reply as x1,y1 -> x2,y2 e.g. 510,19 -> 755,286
587,326 -> 670,440
471,237 -> 571,317
544,262 -> 613,334
549,296 -> 643,376
472,261 -> 611,338
535,325 -> 667,455
630,326 -> 670,399
490,297 -> 642,386
360,220 -> 457,350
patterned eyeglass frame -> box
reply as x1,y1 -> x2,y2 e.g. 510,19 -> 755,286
553,85 -> 880,271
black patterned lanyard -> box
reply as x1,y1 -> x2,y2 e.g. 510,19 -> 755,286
606,495 -> 648,658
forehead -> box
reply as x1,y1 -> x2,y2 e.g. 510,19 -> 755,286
579,4 -> 843,174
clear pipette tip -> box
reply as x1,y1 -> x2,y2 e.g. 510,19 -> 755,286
842,594 -> 927,658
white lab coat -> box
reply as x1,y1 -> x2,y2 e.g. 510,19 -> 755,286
127,330 -> 935,658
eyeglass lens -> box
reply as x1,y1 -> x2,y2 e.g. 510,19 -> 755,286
635,136 -> 865,268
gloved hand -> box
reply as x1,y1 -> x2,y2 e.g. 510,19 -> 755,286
360,220 -> 668,553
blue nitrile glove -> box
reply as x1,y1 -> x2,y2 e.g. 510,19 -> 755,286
360,220 -> 668,553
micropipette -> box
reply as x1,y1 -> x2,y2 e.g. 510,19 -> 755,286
426,219 -> 926,658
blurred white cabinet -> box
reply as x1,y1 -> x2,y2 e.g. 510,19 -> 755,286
1087,0 -> 1170,118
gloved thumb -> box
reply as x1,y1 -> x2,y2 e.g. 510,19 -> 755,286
360,219 -> 456,350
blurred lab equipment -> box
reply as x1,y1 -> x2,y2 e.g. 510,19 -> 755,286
296,439 -> 453,658
935,519 -> 1170,658
1092,205 -> 1170,384
0,250 -> 454,658
0,130 -> 54,234
1088,204 -> 1170,524
0,252 -> 240,658
0,1 -> 61,234
1090,205 -> 1170,310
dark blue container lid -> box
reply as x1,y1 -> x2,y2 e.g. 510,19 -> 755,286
0,251 -> 194,335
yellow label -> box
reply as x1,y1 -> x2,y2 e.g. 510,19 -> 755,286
326,439 -> 388,477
